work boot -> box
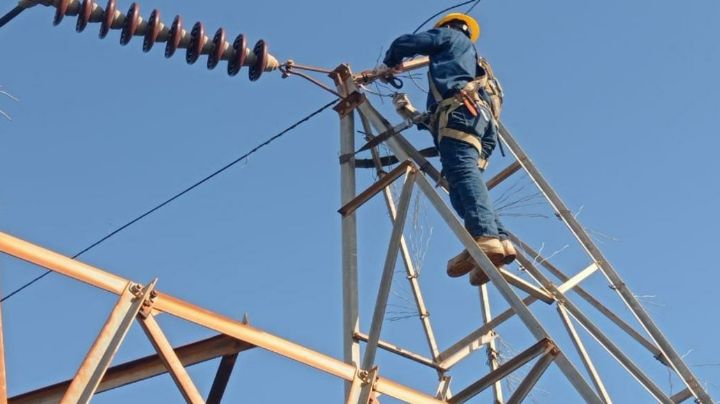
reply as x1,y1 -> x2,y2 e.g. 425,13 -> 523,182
501,239 -> 517,265
446,236 -> 505,277
469,238 -> 511,286
469,267 -> 490,286
446,250 -> 474,278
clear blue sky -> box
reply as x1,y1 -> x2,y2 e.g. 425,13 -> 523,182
1,0 -> 719,402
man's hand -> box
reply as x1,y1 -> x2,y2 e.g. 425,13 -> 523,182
373,63 -> 401,83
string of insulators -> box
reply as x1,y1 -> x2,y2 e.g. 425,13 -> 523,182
42,0 -> 279,80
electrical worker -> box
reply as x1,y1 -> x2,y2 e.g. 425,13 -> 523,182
379,13 -> 516,285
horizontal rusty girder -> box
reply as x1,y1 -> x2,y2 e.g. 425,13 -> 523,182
10,334 -> 253,403
0,232 -> 445,404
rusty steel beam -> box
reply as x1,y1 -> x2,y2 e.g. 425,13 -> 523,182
0,296 -> 6,404
487,161 -> 522,190
338,160 -> 414,216
206,353 -> 239,404
0,233 -> 445,404
139,313 -> 203,403
449,338 -> 556,404
10,335 -> 252,404
506,352 -> 557,404
0,233 -> 127,295
61,281 -> 155,403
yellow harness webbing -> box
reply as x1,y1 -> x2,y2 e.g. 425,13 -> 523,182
428,73 -> 488,169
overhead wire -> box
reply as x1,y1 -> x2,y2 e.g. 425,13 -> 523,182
1,98 -> 338,302
3,0 -> 486,301
466,0 -> 483,14
412,0 -> 476,34
0,6 -> 25,29
407,0 -> 484,88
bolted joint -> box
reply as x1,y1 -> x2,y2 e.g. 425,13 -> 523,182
138,299 -> 154,319
137,283 -> 159,319
129,283 -> 143,296
329,63 -> 352,87
333,91 -> 365,118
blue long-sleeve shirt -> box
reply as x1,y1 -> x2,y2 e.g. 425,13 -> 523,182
383,27 -> 478,111
383,27 -> 497,158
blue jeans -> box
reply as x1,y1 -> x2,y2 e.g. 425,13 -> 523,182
439,137 -> 508,239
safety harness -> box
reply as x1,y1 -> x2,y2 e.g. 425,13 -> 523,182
427,56 -> 504,170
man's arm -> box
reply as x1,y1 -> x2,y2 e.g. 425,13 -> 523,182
383,30 -> 443,67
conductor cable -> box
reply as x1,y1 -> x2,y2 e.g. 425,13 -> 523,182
1,98 -> 338,302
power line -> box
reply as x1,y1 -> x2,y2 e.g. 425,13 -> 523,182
466,0 -> 483,14
412,0 -> 485,34
412,0 -> 476,34
0,6 -> 25,29
1,98 -> 338,302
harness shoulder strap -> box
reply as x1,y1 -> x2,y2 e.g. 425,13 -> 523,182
427,71 -> 444,104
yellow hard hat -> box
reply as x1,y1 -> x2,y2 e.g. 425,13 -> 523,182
434,13 -> 480,42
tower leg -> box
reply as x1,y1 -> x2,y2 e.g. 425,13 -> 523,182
333,65 -> 360,395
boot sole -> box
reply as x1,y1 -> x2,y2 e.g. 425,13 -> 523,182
468,253 -> 506,286
447,252 -> 505,277
469,268 -> 489,286
446,256 -> 475,277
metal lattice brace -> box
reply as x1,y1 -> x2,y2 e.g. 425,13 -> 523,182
328,59 -> 713,402
61,280 -> 157,403
138,313 -> 204,403
11,334 -> 253,403
0,232 -> 447,404
514,251 -> 672,403
497,122 -> 712,403
349,85 -> 603,403
449,338 -> 558,404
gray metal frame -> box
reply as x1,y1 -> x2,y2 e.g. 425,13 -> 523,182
336,68 -> 361,395
335,64 -> 712,403
498,123 -> 711,402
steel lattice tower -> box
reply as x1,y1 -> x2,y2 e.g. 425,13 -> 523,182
0,1 -> 713,403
